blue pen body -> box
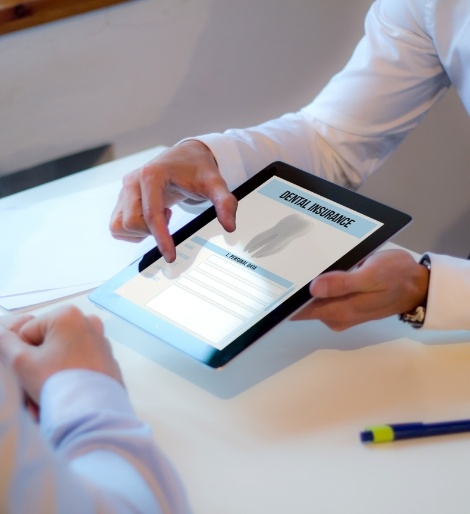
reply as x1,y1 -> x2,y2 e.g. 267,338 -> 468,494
361,419 -> 470,443
392,420 -> 470,440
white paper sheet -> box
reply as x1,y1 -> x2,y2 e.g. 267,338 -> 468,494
0,171 -> 193,310
0,283 -> 103,310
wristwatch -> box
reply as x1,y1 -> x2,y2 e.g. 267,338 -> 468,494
398,254 -> 431,328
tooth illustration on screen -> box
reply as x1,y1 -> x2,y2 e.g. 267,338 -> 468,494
244,214 -> 314,258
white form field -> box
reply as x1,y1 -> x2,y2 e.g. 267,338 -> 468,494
146,255 -> 287,346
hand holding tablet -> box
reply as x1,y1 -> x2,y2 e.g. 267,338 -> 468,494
90,162 -> 411,368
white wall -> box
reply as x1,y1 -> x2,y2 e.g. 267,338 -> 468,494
2,0 -> 469,257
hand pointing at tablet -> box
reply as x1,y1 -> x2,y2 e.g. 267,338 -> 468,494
110,140 -> 237,263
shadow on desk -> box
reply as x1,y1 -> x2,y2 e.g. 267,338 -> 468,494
105,314 -> 470,400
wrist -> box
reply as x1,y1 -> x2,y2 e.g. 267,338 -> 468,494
177,138 -> 218,167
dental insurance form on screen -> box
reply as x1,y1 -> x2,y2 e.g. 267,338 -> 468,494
116,176 -> 382,351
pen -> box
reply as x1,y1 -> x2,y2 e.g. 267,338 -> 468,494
360,419 -> 470,444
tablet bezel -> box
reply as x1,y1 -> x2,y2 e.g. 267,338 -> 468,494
89,161 -> 411,368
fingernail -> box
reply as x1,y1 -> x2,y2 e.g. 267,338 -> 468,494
312,280 -> 327,298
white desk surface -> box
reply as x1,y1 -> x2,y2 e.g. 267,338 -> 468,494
3,149 -> 470,514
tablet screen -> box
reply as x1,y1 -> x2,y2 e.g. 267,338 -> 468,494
90,162 -> 411,367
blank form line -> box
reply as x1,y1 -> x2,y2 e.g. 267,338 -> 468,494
196,264 -> 274,303
207,255 -> 285,296
177,276 -> 255,319
188,269 -> 267,308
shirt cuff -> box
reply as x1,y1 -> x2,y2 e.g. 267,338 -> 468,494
39,369 -> 134,441
178,133 -> 248,192
424,252 -> 470,331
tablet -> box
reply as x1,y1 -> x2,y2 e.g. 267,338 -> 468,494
89,161 -> 411,368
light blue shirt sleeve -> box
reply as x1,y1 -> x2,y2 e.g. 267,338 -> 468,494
0,365 -> 191,514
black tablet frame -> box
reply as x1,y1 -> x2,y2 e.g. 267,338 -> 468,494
89,161 -> 411,368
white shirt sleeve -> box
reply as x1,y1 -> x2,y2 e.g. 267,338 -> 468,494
193,0 -> 450,193
424,254 -> 470,331
1,366 -> 190,514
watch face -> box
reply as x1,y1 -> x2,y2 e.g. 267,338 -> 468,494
399,306 -> 425,328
